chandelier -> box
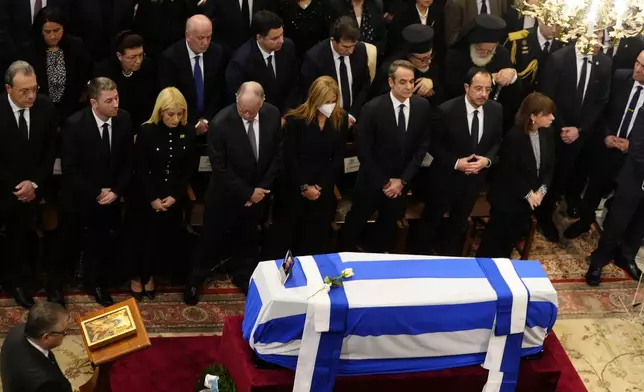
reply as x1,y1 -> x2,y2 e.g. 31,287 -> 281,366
515,0 -> 644,54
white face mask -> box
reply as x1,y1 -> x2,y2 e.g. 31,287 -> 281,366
318,103 -> 336,118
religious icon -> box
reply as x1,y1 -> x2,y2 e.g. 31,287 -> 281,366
80,305 -> 137,350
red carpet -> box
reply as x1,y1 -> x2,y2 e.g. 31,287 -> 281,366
111,316 -> 587,392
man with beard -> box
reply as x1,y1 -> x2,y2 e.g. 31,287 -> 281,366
505,21 -> 564,98
444,14 -> 521,132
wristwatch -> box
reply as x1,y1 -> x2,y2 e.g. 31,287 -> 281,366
31,182 -> 38,189
300,184 -> 309,192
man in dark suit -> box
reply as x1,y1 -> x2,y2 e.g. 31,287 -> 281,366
417,67 -> 503,255
185,81 -> 282,305
159,14 -> 225,137
51,77 -> 134,307
338,60 -> 431,253
0,61 -> 57,309
1,302 -> 71,392
536,39 -> 611,241
586,107 -> 644,286
226,11 -> 298,114
0,0 -> 71,71
300,16 -> 371,123
565,51 -> 644,245
505,22 -> 564,98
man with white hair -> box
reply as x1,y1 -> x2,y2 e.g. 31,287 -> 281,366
159,14 -> 225,136
185,82 -> 282,304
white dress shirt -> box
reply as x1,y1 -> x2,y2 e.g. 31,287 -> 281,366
257,42 -> 276,77
537,28 -> 552,52
243,114 -> 260,154
8,94 -> 30,139
390,93 -> 410,130
417,4 -> 429,25
31,0 -> 47,23
330,41 -> 354,108
27,338 -> 50,358
478,0 -> 491,14
239,0 -> 254,21
464,96 -> 484,142
617,81 -> 644,138
523,15 -> 536,29
92,109 -> 113,148
186,42 -> 205,81
575,47 -> 592,102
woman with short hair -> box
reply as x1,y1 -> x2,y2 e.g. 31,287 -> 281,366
476,92 -> 556,258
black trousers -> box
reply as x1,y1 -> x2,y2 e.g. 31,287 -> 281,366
476,201 -> 532,259
49,203 -> 121,288
0,200 -> 38,289
338,185 -> 406,253
189,200 -> 265,285
577,148 -> 625,227
263,190 -> 336,260
589,183 -> 644,269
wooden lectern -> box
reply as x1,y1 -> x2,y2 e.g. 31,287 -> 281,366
77,297 -> 151,392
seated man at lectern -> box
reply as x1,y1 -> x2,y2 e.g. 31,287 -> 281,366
0,302 -> 72,392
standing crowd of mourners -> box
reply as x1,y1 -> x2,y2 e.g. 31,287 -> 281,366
1,0 -> 644,310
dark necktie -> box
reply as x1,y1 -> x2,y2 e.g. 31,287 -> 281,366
266,55 -> 276,80
543,41 -> 550,54
33,0 -> 42,21
577,57 -> 588,106
194,55 -> 205,116
241,0 -> 251,32
471,110 -> 480,153
606,45 -> 615,58
617,86 -> 643,138
339,56 -> 351,111
48,351 -> 57,366
18,109 -> 29,140
480,0 -> 487,14
398,104 -> 406,133
248,120 -> 258,161
102,123 -> 111,153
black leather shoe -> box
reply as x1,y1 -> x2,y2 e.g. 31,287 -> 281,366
11,287 -> 35,309
539,219 -> 560,242
564,220 -> 591,239
184,286 -> 199,306
46,287 -> 66,308
130,290 -> 144,302
614,257 -> 643,281
585,266 -> 602,286
92,287 -> 114,307
144,289 -> 156,301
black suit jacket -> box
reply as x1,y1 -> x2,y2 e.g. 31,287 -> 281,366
158,40 -> 225,126
0,324 -> 72,392
0,93 -> 57,206
604,69 -> 638,137
617,107 -> 644,196
355,93 -> 431,190
22,34 -> 91,121
487,125 -> 555,211
60,108 -> 134,212
611,35 -> 644,71
429,96 -> 503,187
300,38 -> 371,119
206,102 -> 282,206
225,38 -> 299,114
541,44 -> 611,134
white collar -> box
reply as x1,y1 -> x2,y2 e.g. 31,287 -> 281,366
536,28 -> 551,48
634,81 -> 644,89
416,4 -> 429,17
330,40 -> 343,60
186,41 -> 201,59
7,94 -> 26,114
26,338 -> 50,358
256,41 -> 274,60
92,108 -> 113,127
390,92 -> 410,108
464,96 -> 482,115
244,113 -> 259,125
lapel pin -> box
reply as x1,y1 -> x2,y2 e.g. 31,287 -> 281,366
596,61 -> 599,65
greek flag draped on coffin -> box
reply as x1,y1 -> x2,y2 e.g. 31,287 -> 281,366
242,253 -> 558,392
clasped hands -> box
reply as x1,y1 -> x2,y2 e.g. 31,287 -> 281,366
414,78 -> 435,97
302,185 -> 322,201
492,68 -> 516,87
527,191 -> 544,210
560,127 -> 580,144
151,196 -> 177,212
14,181 -> 36,203
605,135 -> 629,153
244,188 -> 270,207
382,178 -> 403,199
456,154 -> 489,175
97,188 -> 118,205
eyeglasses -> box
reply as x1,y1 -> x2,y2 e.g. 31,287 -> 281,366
410,52 -> 434,62
16,86 -> 40,97
475,47 -> 496,56
47,329 -> 68,336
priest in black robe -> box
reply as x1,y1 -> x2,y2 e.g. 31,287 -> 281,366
444,14 -> 521,132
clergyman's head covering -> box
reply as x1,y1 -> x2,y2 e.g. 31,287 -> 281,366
455,14 -> 507,45
402,24 -> 435,54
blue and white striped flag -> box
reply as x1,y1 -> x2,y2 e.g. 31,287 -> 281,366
242,253 -> 558,392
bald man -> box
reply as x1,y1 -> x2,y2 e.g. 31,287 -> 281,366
158,15 -> 225,136
184,82 -> 282,304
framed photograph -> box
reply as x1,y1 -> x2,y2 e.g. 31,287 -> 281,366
280,249 -> 295,285
80,305 -> 137,350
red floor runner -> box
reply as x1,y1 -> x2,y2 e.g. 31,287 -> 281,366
111,328 -> 587,392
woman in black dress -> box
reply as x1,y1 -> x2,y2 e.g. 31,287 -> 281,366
277,0 -> 333,57
26,6 -> 91,122
476,92 -> 556,258
264,76 -> 348,258
128,87 -> 198,300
